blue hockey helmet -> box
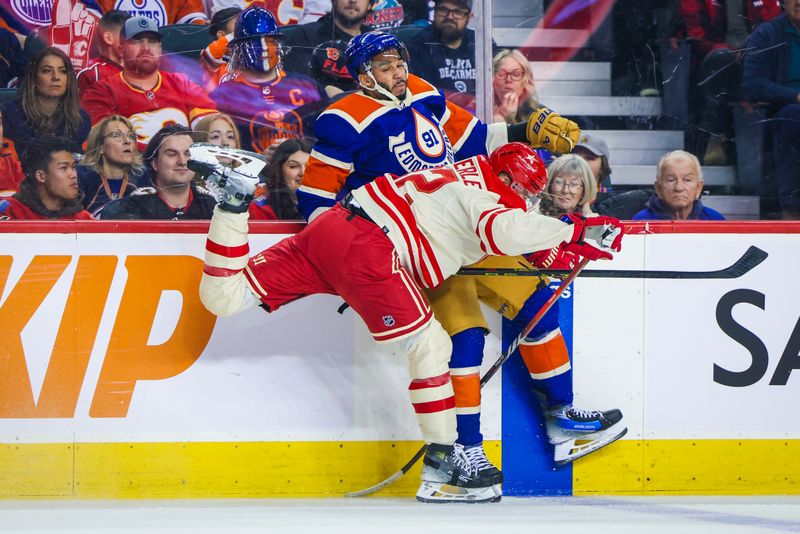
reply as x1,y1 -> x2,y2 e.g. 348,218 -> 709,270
230,6 -> 283,72
344,30 -> 410,82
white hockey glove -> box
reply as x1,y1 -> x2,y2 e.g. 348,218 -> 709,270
188,143 -> 267,213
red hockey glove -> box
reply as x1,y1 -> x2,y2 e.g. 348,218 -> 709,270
561,213 -> 623,261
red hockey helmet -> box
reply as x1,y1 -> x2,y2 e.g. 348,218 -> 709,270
488,143 -> 547,200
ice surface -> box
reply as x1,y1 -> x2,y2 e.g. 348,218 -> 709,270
0,496 -> 798,534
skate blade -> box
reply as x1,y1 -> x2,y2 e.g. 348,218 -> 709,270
554,425 -> 628,465
415,481 -> 502,503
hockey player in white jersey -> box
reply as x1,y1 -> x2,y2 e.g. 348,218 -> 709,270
189,142 -> 623,503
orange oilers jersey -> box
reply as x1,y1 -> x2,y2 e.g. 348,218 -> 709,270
297,74 -> 503,221
81,71 -> 217,146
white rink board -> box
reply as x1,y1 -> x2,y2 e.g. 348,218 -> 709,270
0,231 -> 502,444
0,230 -> 796,444
574,233 -> 799,440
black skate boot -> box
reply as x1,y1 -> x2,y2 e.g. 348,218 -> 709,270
416,443 -> 501,503
462,442 -> 503,486
546,405 -> 627,465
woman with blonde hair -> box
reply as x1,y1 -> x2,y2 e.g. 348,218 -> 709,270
538,154 -> 598,217
1,47 -> 90,159
193,112 -> 241,150
492,48 -> 540,124
78,115 -> 144,214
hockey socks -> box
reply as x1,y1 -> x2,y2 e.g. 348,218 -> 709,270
518,328 -> 573,408
449,328 -> 485,446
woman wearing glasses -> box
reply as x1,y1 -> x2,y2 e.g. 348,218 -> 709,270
78,115 -> 145,214
492,49 -> 540,124
538,154 -> 598,217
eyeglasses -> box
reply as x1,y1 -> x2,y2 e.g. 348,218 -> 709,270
434,5 -> 470,19
495,69 -> 524,81
551,178 -> 584,191
104,130 -> 137,142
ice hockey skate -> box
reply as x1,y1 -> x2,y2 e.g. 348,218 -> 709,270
545,405 -> 627,465
187,143 -> 267,213
462,442 -> 503,486
416,444 -> 502,503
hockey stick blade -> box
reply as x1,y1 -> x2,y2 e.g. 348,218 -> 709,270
344,259 -> 590,498
456,246 -> 768,280
344,447 -> 426,498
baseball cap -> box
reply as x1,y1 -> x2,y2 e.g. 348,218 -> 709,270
575,134 -> 610,159
434,0 -> 473,11
121,16 -> 162,40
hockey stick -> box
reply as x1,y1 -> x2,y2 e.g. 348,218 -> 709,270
456,246 -> 767,279
344,257 -> 591,498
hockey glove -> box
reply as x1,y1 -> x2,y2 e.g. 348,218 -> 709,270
526,107 -> 581,154
561,213 -> 623,261
188,143 -> 266,213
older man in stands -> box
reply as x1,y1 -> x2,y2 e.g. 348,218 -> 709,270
81,16 -> 217,146
633,150 -> 724,221
0,136 -> 92,220
742,0 -> 800,220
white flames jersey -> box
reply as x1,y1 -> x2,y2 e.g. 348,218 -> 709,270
351,155 -> 573,289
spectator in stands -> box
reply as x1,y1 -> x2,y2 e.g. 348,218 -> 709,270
573,133 -> 652,219
210,7 -> 326,154
492,49 -> 540,124
633,150 -> 724,220
193,112 -> 241,150
742,2 -> 800,220
282,0 -> 376,76
573,133 -> 612,195
538,154 -> 597,217
0,108 -> 25,195
0,136 -> 92,220
1,47 -> 91,160
250,137 -> 312,220
97,124 -> 216,219
0,27 -> 26,88
81,17 -> 217,147
679,0 -> 780,165
406,0 -> 487,112
78,115 -> 144,214
310,39 -> 358,96
76,10 -> 130,94
199,7 -> 242,92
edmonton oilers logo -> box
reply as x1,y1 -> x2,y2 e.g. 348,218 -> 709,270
11,0 -> 52,25
114,0 -> 168,27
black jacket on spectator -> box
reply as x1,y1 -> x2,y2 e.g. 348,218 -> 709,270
405,27 -> 489,96
78,165 -> 145,215
1,100 -> 90,159
282,13 -> 372,77
0,28 -> 26,88
96,186 -> 217,220
742,14 -> 800,108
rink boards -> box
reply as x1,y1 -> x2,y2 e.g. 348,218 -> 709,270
0,220 -> 798,498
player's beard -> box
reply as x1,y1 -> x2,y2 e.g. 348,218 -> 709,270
434,23 -> 467,46
376,80 -> 408,101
